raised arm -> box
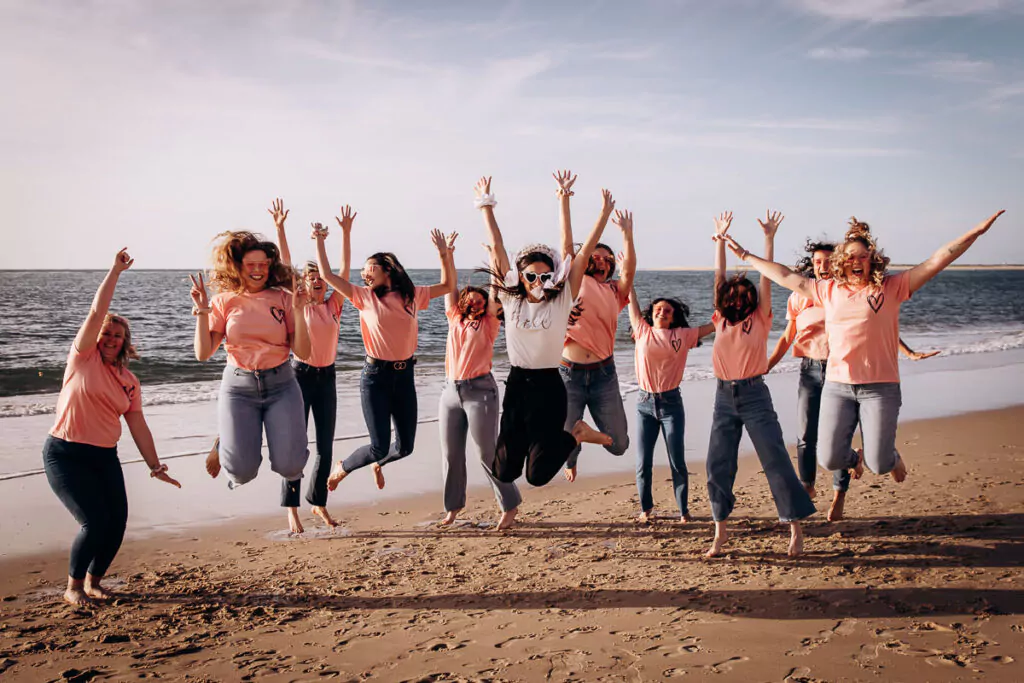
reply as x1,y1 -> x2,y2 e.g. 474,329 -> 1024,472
474,176 -> 511,278
442,231 -> 460,311
613,209 -> 637,296
75,248 -> 133,353
426,228 -> 455,299
553,169 -> 577,260
123,411 -> 181,488
313,225 -> 356,300
767,320 -> 797,371
189,271 -> 223,361
755,210 -> 783,316
906,210 -> 1005,294
569,188 -> 615,298
335,205 -> 355,282
721,234 -> 816,300
289,272 -> 312,360
627,285 -> 643,331
712,212 -> 733,298
269,198 -> 292,267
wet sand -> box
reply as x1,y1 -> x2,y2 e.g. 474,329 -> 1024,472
1,406 -> 1022,681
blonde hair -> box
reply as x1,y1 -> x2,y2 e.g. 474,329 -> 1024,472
829,217 -> 889,288
208,231 -> 292,294
103,314 -> 139,368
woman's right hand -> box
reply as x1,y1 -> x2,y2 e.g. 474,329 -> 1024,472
713,211 -> 734,241
553,169 -> 577,197
474,176 -> 492,199
112,247 -> 134,273
311,222 -> 328,241
336,205 -> 357,232
188,272 -> 209,310
268,198 -> 289,229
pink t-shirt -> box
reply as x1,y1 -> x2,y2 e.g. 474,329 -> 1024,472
712,306 -> 773,381
565,276 -> 628,360
444,307 -> 500,381
348,286 -> 431,361
633,319 -> 701,393
50,344 -> 142,448
210,289 -> 295,371
786,292 -> 828,361
812,272 -> 912,384
296,293 -> 343,368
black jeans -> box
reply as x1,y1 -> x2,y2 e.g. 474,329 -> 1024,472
43,435 -> 129,580
282,361 -> 337,507
493,366 -> 578,486
343,358 -> 418,472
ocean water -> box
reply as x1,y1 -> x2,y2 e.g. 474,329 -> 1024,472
2,269 -> 1023,409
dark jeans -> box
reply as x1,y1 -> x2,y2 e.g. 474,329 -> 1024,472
797,358 -> 851,492
43,436 -> 129,580
282,361 -> 337,508
560,359 -> 630,469
493,366 -> 578,486
635,389 -> 689,516
706,377 -> 816,523
343,359 -> 418,472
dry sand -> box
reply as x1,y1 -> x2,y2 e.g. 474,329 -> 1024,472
1,406 -> 1022,682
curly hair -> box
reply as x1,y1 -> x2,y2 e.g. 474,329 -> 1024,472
103,313 -> 139,368
794,238 -> 838,278
477,249 -> 564,302
715,274 -> 759,324
208,231 -> 291,294
829,217 -> 889,287
642,297 -> 691,329
456,285 -> 491,321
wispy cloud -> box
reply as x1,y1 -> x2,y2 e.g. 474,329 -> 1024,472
900,57 -> 996,82
794,0 -> 1007,22
807,46 -> 871,61
712,117 -> 902,134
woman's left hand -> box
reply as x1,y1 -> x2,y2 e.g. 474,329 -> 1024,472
612,209 -> 633,234
291,272 -> 310,309
430,228 -> 449,256
723,234 -> 751,260
445,231 -> 459,254
909,349 -> 941,361
150,463 -> 181,488
758,209 -> 785,237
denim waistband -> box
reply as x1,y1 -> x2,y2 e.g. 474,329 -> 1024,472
448,372 -> 494,387
639,388 -> 681,401
799,357 -> 828,367
230,360 -> 292,377
559,356 -> 614,371
716,375 -> 764,388
292,359 -> 336,374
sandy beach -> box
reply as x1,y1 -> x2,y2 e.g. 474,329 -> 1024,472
1,405 -> 1021,681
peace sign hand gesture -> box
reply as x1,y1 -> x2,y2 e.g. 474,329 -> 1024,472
268,198 -> 289,229
113,248 -> 134,273
553,169 -> 577,197
188,272 -> 210,311
336,205 -> 357,232
758,209 -> 785,237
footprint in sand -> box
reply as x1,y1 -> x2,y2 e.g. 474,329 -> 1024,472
702,656 -> 749,674
784,666 -> 827,683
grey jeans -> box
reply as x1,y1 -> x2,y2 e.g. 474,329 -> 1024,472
218,362 -> 309,498
818,381 -> 902,475
439,374 -> 522,513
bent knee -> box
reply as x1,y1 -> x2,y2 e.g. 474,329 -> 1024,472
606,436 -> 630,456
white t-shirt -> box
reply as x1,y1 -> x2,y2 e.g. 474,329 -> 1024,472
498,286 -> 574,369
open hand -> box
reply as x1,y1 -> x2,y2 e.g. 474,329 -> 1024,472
291,272 -> 309,310
600,189 -> 615,215
909,349 -> 941,361
758,209 -> 785,237
474,176 -> 492,198
150,463 -> 182,488
713,211 -> 733,240
188,272 -> 209,309
553,169 -> 577,197
430,228 -> 449,256
445,231 -> 459,253
336,205 -> 357,232
612,209 -> 633,234
973,209 -> 1005,237
113,248 -> 134,273
268,198 -> 289,229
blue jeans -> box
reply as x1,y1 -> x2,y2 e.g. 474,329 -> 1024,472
706,377 -> 816,523
282,361 -> 337,508
218,362 -> 309,505
797,359 -> 851,492
635,389 -> 689,516
343,359 -> 418,472
818,381 -> 902,475
560,359 -> 629,469
43,436 -> 128,580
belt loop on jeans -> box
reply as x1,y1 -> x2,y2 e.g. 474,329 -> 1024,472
560,356 -> 614,371
716,375 -> 764,389
365,355 -> 415,370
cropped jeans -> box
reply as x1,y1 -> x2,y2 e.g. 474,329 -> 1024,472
706,376 -> 816,523
343,358 -> 418,473
797,358 -> 851,492
282,361 -> 337,508
560,358 -> 630,470
818,380 -> 902,476
438,373 -> 522,513
218,361 -> 309,506
635,388 -> 689,517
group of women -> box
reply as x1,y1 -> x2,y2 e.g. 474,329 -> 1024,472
42,168 -> 1004,604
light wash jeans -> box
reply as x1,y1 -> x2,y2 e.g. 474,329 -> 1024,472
438,374 -> 522,513
818,381 -> 902,475
706,377 -> 816,523
218,362 -> 309,503
560,359 -> 630,469
797,358 -> 852,492
635,389 -> 689,516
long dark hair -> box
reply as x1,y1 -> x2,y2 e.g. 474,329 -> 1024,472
456,285 -> 491,321
795,238 -> 837,279
715,274 -> 759,324
368,252 -> 416,312
477,249 -> 564,303
584,242 -> 616,279
642,297 -> 691,329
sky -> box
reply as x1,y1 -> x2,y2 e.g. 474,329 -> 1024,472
2,0 -> 1023,270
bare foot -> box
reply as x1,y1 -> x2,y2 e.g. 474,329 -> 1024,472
804,483 -> 817,498
851,448 -> 865,480
440,509 -> 461,526
706,521 -> 729,558
564,466 -> 577,483
571,420 -> 612,447
64,587 -> 92,606
890,456 -> 907,483
311,506 -> 338,528
83,575 -> 114,601
680,513 -> 693,524
372,463 -> 386,490
326,461 -> 348,492
828,490 -> 847,522
496,507 -> 518,530
205,437 -> 221,478
637,510 -> 653,524
287,507 -> 304,534
788,522 -> 804,557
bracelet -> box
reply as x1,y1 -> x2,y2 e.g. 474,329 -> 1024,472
474,193 -> 497,209
192,306 -> 212,316
556,188 -> 574,198
149,463 -> 168,478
